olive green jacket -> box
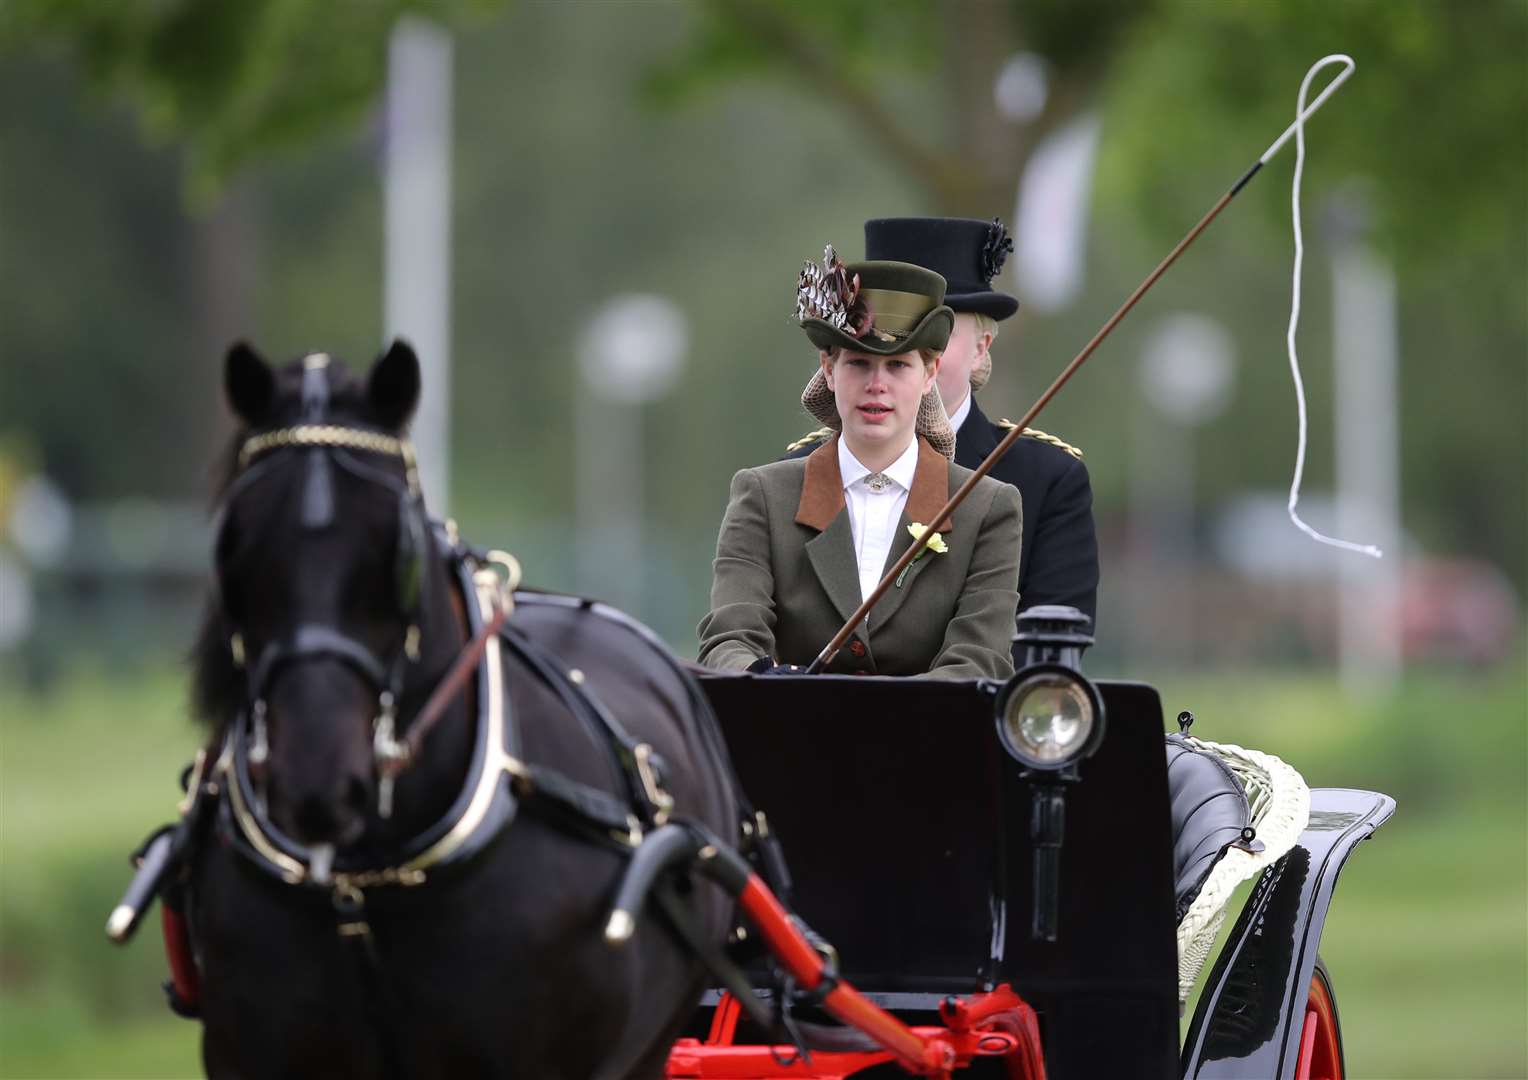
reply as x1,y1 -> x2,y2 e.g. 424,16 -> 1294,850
698,436 -> 1021,680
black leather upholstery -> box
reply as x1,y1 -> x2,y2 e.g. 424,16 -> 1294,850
1166,734 -> 1252,923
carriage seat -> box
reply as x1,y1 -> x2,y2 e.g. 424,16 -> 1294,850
1165,733 -> 1253,924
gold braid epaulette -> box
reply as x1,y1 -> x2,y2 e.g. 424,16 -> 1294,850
783,426 -> 835,453
995,419 -> 1083,460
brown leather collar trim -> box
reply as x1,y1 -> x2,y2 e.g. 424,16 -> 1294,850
795,435 -> 952,533
794,435 -> 845,531
905,437 -> 953,532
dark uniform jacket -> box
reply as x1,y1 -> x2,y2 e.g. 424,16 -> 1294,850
699,436 -> 1021,680
952,399 -> 1098,624
785,398 -> 1099,637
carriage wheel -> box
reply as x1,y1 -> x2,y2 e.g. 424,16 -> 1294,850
1295,955 -> 1344,1080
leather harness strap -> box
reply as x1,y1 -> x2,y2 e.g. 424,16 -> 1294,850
497,621 -> 674,831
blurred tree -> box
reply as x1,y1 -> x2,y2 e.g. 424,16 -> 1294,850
0,0 -> 1521,595
646,0 -> 1150,216
1098,0 -> 1527,271
652,0 -> 1526,266
6,0 -> 1519,264
0,0 -> 493,199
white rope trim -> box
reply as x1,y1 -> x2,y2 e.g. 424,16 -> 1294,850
1280,54 -> 1382,560
1175,737 -> 1311,1004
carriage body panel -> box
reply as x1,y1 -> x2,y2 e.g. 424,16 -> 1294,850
699,674 -> 1179,1077
1182,787 -> 1395,1080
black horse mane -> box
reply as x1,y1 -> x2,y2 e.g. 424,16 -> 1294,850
188,357 -> 386,729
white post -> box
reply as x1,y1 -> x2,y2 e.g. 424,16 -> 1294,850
1132,315 -> 1237,669
1331,212 -> 1402,692
574,297 -> 688,615
385,17 -> 453,512
574,390 -> 643,612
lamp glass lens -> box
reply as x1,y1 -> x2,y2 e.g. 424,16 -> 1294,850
1005,675 -> 1093,765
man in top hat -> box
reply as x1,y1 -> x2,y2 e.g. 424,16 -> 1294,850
784,217 -> 1099,636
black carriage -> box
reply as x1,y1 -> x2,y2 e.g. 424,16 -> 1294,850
667,607 -> 1394,1079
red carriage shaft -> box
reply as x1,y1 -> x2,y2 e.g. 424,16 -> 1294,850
737,876 -> 949,1071
732,875 -> 1043,1078
671,984 -> 1041,1080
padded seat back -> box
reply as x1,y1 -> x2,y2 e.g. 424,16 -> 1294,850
1166,733 -> 1252,923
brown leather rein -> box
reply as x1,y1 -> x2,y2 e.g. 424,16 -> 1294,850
376,552 -> 520,782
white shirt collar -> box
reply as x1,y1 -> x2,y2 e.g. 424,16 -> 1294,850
946,391 -> 972,438
838,435 -> 920,494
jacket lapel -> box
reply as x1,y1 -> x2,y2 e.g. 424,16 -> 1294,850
795,437 -> 865,632
806,513 -> 865,631
868,439 -> 952,632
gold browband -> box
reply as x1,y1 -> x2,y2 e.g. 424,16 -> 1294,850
237,425 -> 419,494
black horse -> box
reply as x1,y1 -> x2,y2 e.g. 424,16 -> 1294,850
186,341 -> 741,1079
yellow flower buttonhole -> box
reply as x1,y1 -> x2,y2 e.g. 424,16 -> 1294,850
907,523 -> 948,554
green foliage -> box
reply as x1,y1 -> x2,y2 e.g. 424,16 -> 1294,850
646,0 -> 1160,212
1010,0 -> 1150,72
0,0 -> 496,198
1098,0 -> 1528,271
642,0 -> 941,108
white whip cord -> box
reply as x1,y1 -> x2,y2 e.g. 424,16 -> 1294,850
1279,54 -> 1383,559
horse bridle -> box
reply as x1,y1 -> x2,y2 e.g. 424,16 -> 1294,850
208,355 -> 675,891
217,354 -> 436,822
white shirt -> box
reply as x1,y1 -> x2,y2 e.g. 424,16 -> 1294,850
838,437 -> 920,604
946,391 -> 972,441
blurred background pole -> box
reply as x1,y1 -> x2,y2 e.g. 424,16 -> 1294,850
1130,314 -> 1236,669
575,296 -> 688,616
385,17 -> 454,512
1329,192 -> 1402,692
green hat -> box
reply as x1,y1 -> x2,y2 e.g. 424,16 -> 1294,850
795,248 -> 955,356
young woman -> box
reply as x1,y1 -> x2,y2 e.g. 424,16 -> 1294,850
697,254 -> 1021,679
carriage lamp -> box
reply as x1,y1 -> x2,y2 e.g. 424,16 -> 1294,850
993,605 -> 1106,943
996,669 -> 1099,770
994,606 -> 1105,773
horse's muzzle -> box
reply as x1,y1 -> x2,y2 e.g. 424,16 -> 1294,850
271,768 -> 372,849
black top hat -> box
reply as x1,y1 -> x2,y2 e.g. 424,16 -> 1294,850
864,217 -> 1019,321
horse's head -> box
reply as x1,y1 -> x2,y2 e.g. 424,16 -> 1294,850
210,340 -> 447,849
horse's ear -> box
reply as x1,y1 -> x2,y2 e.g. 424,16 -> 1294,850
368,339 -> 421,430
225,342 -> 275,424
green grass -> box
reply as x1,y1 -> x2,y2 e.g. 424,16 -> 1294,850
1,662 -> 1524,1078
1,666 -> 203,1079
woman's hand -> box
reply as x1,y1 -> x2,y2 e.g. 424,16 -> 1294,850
746,657 -> 809,676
